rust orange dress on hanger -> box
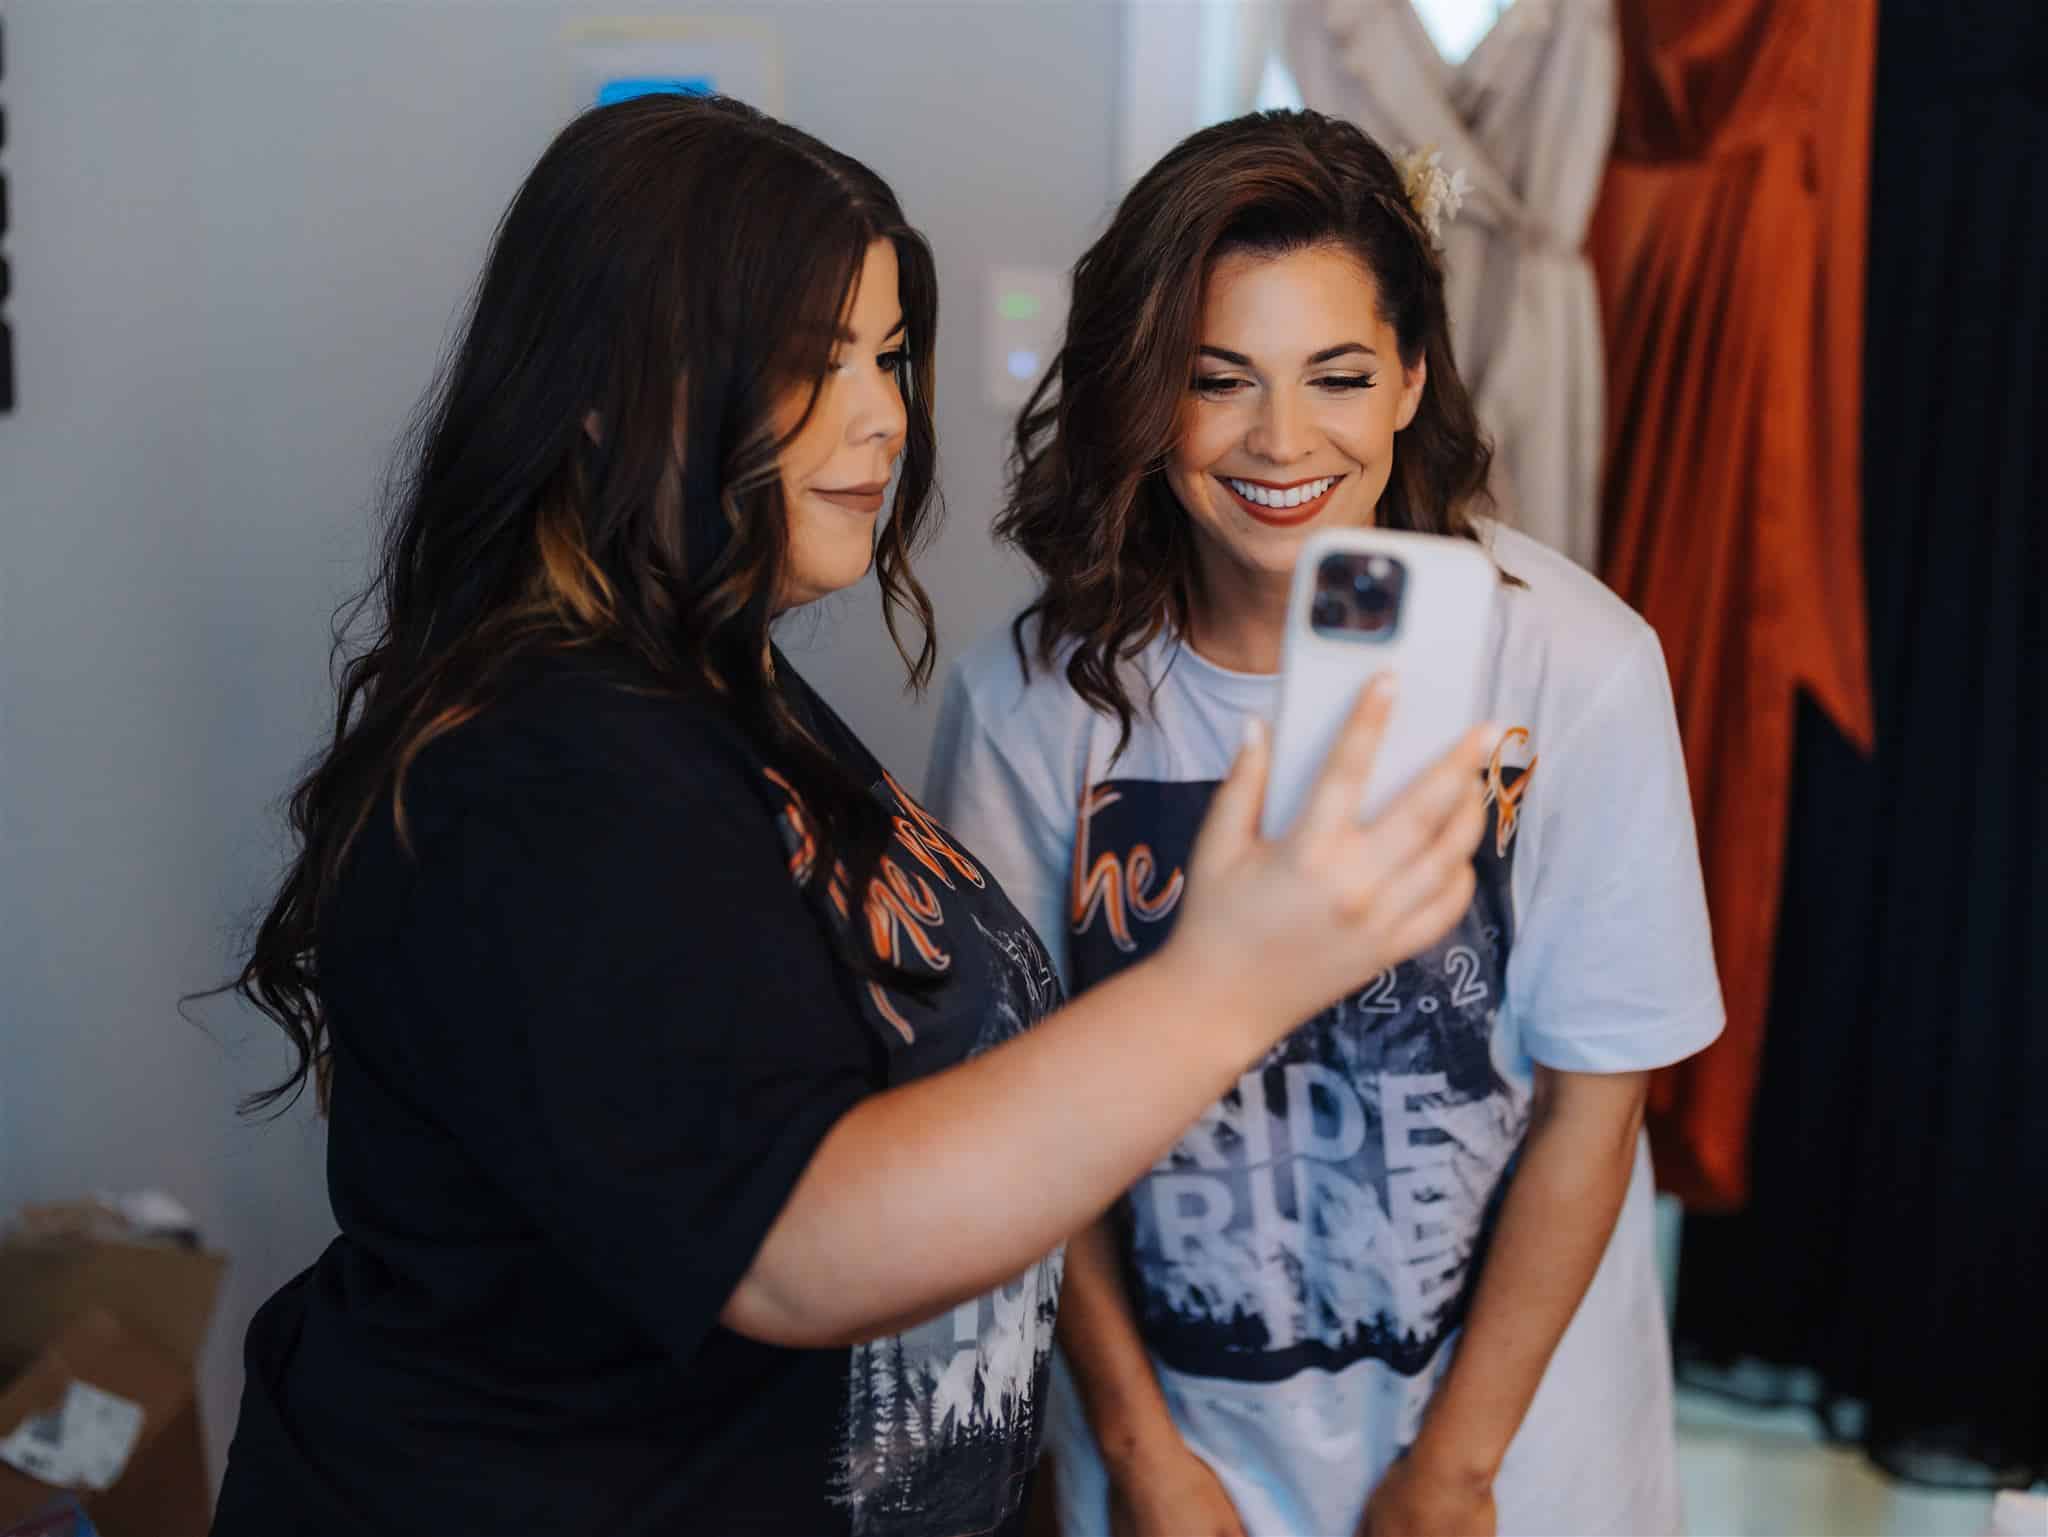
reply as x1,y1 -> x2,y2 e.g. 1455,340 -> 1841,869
1588,0 -> 1875,1209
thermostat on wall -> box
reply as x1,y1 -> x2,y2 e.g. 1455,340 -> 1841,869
985,267 -> 1067,411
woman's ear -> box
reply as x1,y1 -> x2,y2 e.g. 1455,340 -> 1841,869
1395,354 -> 1426,432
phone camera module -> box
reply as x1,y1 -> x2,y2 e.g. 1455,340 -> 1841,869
1313,550 -> 1406,643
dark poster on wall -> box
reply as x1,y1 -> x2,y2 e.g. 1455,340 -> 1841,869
1,17 -> 13,413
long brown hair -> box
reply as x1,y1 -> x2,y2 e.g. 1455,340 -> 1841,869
999,109 -> 1494,749
226,94 -> 942,1112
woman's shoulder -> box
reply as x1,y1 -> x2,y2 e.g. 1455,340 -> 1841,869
1475,519 -> 1677,757
328,650 -> 788,946
942,611 -> 1102,740
930,612 -> 1132,815
411,645 -> 763,816
1480,520 -> 1653,645
1480,519 -> 1662,679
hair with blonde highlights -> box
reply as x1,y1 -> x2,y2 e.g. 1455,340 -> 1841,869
226,94 -> 941,1111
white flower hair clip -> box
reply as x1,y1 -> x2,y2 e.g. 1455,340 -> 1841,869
1396,146 -> 1470,248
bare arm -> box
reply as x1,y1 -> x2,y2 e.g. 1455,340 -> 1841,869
1362,1067 -> 1646,1535
1057,1215 -> 1179,1471
1058,1214 -> 1249,1537
725,950 -> 1271,1348
725,687 -> 1495,1350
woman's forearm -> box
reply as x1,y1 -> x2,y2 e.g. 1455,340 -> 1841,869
724,949 -> 1271,1349
1058,1214 -> 1183,1470
729,704 -> 1494,1352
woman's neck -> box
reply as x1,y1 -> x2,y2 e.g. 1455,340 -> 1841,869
1185,544 -> 1291,676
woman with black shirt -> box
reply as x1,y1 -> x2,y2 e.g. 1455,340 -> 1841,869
210,94 -> 1492,1536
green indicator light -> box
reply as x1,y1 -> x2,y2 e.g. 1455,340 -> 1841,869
998,292 -> 1041,321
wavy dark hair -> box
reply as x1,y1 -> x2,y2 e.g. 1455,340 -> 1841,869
224,93 -> 941,1112
1000,109 -> 1495,748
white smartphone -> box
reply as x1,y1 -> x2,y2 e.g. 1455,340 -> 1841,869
1260,528 -> 1499,840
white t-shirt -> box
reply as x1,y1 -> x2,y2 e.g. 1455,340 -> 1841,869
925,522 -> 1724,1537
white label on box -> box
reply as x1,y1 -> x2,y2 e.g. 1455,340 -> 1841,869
0,1380 -> 145,1493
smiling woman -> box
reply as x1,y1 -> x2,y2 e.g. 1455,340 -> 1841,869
998,108 -> 1491,711
1169,246 -> 1426,598
933,107 -> 1720,1537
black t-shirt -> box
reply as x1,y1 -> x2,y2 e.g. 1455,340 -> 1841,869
213,648 -> 1066,1536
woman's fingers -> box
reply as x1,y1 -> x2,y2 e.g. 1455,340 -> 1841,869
1331,723 -> 1497,888
1355,778 -> 1488,934
1189,716 -> 1272,880
1294,676 -> 1398,847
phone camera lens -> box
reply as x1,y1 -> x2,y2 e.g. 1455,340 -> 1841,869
1311,593 -> 1349,631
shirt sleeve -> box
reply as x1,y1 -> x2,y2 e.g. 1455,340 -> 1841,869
394,681 -> 876,1367
923,652 -> 1076,989
1508,626 -> 1727,1073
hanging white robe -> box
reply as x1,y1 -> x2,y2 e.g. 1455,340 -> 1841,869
1285,0 -> 1617,568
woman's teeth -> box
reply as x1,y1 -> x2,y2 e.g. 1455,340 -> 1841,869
1224,476 -> 1337,509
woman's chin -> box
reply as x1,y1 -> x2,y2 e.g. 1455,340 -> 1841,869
782,550 -> 876,609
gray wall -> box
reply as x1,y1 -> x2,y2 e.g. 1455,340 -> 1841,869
0,0 -> 1119,1484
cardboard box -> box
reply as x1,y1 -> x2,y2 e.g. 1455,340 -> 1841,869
0,1205 -> 225,1537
